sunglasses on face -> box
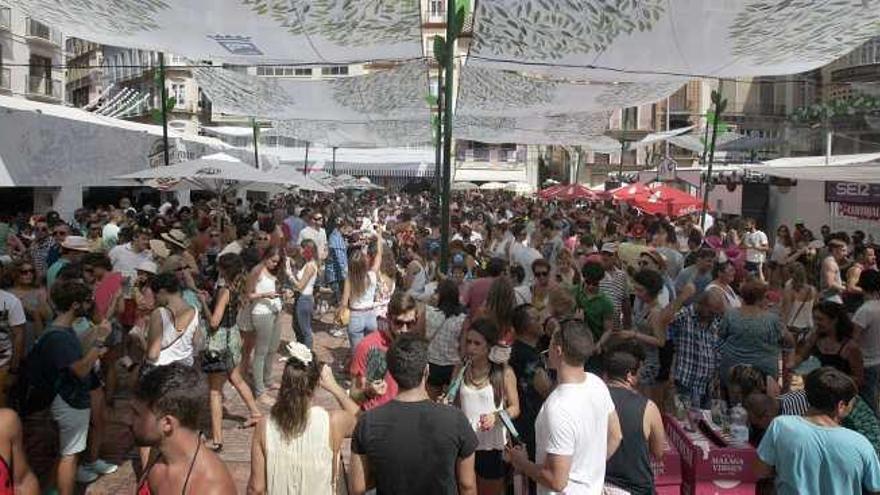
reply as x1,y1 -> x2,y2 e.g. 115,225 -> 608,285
20,268 -> 34,275
392,317 -> 417,330
257,236 -> 270,242
534,271 -> 550,277
53,230 -> 68,236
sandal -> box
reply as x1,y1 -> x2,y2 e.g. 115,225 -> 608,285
209,441 -> 223,453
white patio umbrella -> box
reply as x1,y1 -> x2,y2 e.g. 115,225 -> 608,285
260,166 -> 335,193
480,181 -> 507,190
452,181 -> 478,191
504,182 -> 534,194
114,152 -> 274,196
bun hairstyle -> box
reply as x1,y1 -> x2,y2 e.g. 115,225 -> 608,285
271,346 -> 320,440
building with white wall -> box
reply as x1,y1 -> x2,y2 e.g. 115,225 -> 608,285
0,2 -> 64,103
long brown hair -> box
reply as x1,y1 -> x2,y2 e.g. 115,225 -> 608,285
218,253 -> 245,312
468,317 -> 506,407
485,276 -> 516,330
270,353 -> 320,440
349,248 -> 370,299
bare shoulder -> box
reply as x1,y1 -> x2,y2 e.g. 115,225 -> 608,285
0,408 -> 22,434
192,450 -> 237,495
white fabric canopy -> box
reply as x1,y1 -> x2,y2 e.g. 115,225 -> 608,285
480,181 -> 507,190
19,0 -> 421,64
745,154 -> 880,183
469,0 -> 880,80
457,66 -> 686,118
195,62 -> 430,121
454,112 -> 612,146
272,119 -> 431,148
0,95 -> 226,187
452,182 -> 479,191
116,152 -> 266,181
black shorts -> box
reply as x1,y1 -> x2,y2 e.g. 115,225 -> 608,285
475,450 -> 507,480
427,363 -> 455,388
656,340 -> 675,382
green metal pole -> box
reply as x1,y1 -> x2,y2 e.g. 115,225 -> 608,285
701,92 -> 725,230
440,5 -> 455,275
158,53 -> 169,167
304,142 -> 310,176
435,67 -> 443,198
252,117 -> 260,169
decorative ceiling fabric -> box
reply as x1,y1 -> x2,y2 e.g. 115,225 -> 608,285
469,0 -> 880,80
454,112 -> 616,148
194,62 -> 432,147
18,0 -> 422,63
272,119 -> 432,148
194,61 -> 430,121
456,66 -> 686,118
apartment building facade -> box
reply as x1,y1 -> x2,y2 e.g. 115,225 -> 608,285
0,2 -> 64,103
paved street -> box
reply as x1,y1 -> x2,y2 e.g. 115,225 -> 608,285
23,312 -> 352,494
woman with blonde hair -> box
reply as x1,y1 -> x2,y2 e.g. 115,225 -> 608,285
248,343 -> 358,495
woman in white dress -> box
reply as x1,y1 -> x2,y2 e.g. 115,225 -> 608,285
248,343 -> 358,495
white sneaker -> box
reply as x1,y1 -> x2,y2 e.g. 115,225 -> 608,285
80,459 -> 118,477
328,326 -> 346,338
76,465 -> 99,484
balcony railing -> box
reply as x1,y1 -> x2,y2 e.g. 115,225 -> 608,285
0,7 -> 10,31
26,19 -> 62,45
0,67 -> 10,91
423,8 -> 446,23
27,75 -> 62,99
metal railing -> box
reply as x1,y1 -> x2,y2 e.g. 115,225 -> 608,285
27,75 -> 62,99
0,67 -> 10,91
0,7 -> 10,31
26,18 -> 62,45
423,8 -> 446,23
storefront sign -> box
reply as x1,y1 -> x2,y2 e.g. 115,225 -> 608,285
825,181 -> 880,205
838,203 -> 880,221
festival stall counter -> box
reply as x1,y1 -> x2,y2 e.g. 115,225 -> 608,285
663,414 -> 761,495
651,437 -> 682,495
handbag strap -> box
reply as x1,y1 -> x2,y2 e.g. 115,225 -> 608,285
159,307 -> 188,352
788,296 -> 809,327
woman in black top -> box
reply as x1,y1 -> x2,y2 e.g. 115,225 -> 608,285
791,301 -> 864,389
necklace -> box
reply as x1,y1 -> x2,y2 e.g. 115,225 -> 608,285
466,364 -> 491,388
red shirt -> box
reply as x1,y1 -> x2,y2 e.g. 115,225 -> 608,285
350,330 -> 398,411
463,277 -> 494,316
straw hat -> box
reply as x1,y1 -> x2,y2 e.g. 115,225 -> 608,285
136,260 -> 158,275
61,236 -> 92,252
149,239 -> 170,259
160,229 -> 190,250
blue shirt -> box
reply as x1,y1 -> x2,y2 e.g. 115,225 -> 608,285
758,415 -> 880,495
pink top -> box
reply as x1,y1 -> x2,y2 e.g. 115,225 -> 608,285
95,272 -> 123,319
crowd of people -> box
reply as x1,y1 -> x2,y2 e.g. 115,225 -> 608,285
0,189 -> 878,494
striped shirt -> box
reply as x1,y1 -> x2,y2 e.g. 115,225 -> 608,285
600,268 -> 629,331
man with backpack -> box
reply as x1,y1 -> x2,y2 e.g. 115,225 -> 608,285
25,279 -> 112,494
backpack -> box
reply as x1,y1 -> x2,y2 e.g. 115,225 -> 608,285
16,329 -> 67,416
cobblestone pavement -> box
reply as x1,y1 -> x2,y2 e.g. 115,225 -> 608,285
23,311 -> 352,494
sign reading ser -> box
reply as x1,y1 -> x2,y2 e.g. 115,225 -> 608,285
825,181 -> 880,205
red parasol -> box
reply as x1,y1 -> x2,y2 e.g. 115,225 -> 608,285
543,184 -> 603,201
628,184 -> 705,218
537,184 -> 566,199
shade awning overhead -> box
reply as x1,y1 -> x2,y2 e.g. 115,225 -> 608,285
746,156 -> 880,183
114,152 -> 279,195
17,0 -> 422,64
257,166 -> 335,193
453,168 -> 529,183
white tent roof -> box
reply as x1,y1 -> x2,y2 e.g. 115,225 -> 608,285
0,95 -> 228,187
453,168 -> 528,183
745,153 -> 880,183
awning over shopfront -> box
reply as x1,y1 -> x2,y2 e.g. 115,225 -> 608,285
746,153 -> 880,183
0,95 -> 228,187
453,168 -> 529,183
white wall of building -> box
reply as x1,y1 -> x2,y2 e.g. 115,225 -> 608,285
0,4 -> 64,101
